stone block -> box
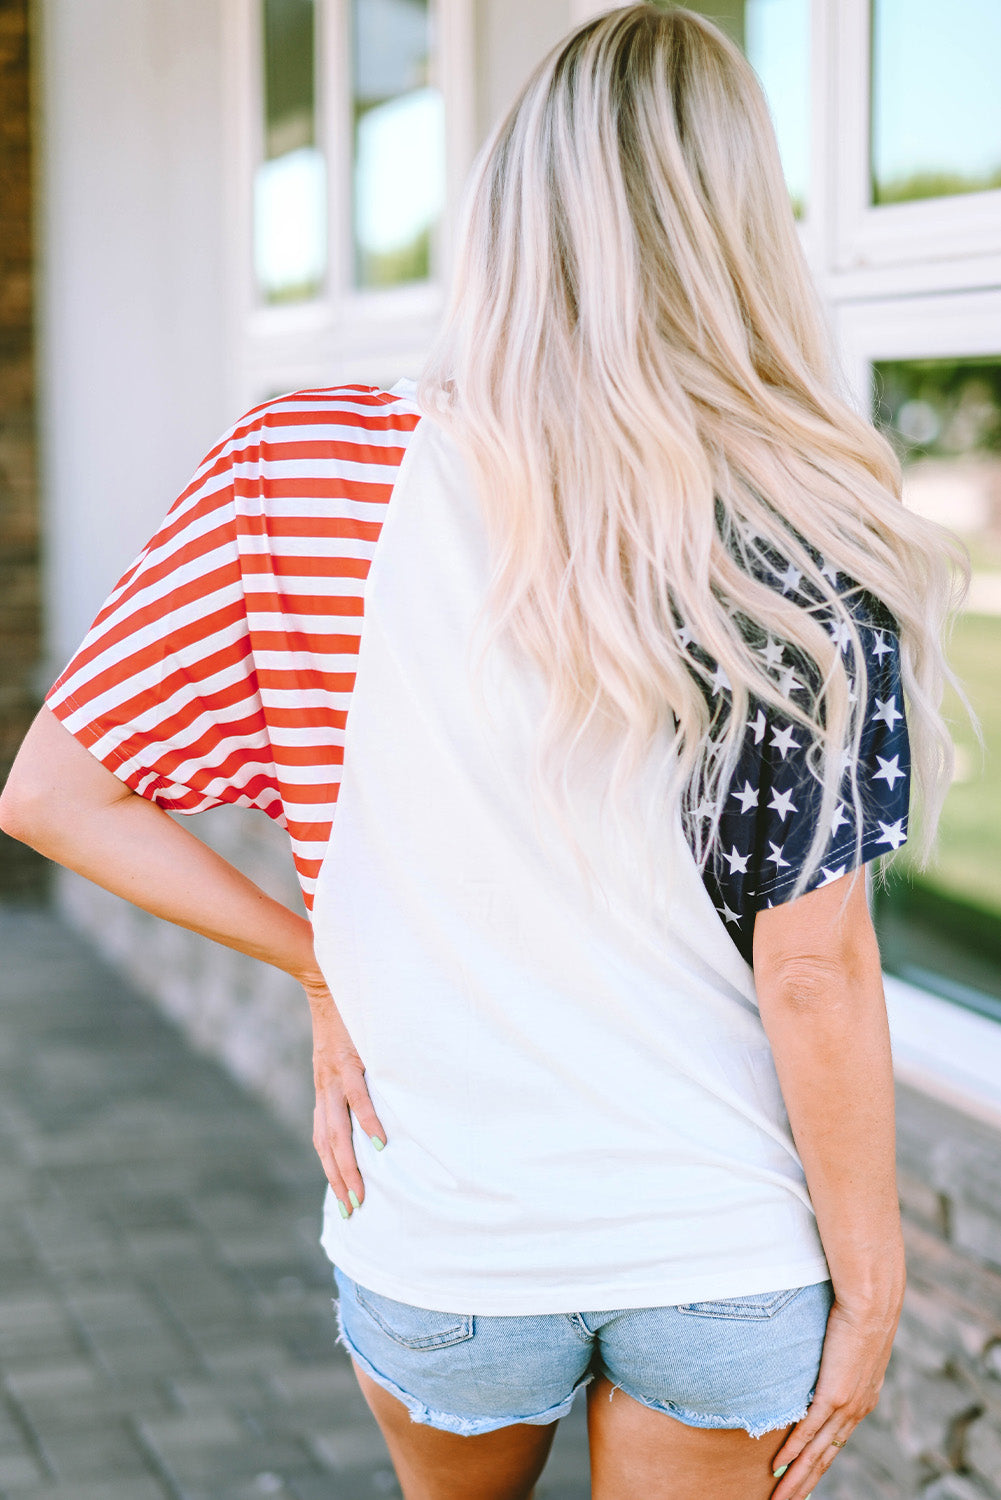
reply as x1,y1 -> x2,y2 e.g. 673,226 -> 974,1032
952,1202 -> 1001,1277
921,1476 -> 997,1500
965,1413 -> 1001,1498
899,1164 -> 949,1233
896,1280 -> 1000,1369
889,1366 -> 981,1464
904,1220 -> 1001,1342
0,1449 -> 46,1486
36,1422 -> 153,1482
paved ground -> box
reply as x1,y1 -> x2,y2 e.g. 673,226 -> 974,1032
0,905 -> 590,1500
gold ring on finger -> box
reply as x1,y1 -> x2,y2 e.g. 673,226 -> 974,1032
831,1438 -> 847,1449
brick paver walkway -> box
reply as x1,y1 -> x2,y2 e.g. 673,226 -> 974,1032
0,906 -> 590,1500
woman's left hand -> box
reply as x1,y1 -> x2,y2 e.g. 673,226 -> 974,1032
769,1284 -> 903,1500
301,974 -> 387,1216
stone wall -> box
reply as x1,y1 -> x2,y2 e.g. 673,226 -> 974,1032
56,806 -> 314,1139
0,0 -> 46,898
54,817 -> 1001,1500
817,1083 -> 1001,1500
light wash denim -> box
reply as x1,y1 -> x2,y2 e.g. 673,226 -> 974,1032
333,1267 -> 834,1439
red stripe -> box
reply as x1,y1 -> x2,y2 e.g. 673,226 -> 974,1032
47,384 -> 422,913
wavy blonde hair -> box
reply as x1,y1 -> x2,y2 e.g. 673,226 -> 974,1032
416,1 -> 974,912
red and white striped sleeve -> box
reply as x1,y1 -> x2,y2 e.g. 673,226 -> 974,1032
45,383 -> 422,911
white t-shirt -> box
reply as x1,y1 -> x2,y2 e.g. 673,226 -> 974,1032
46,377 -> 911,1314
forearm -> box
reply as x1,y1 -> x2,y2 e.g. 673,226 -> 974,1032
758,955 -> 904,1304
7,779 -> 319,984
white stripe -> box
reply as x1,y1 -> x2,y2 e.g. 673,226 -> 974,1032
249,456 -> 404,485
238,531 -> 381,559
56,613 -> 250,713
241,571 -> 369,598
61,651 -> 257,736
254,649 -> 360,673
268,724 -> 346,748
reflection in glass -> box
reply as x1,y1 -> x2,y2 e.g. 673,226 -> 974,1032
351,0 -> 445,289
254,0 -> 327,304
873,359 -> 1001,1010
657,0 -> 809,219
871,0 -> 1001,205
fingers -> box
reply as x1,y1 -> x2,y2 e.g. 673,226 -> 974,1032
771,1408 -> 859,1499
312,1077 -> 388,1219
340,1060 -> 388,1155
312,1100 -> 352,1216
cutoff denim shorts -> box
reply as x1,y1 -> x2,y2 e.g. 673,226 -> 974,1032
333,1267 -> 835,1439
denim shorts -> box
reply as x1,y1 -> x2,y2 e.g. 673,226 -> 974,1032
333,1267 -> 834,1439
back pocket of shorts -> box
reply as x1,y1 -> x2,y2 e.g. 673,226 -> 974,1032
675,1286 -> 804,1320
354,1284 -> 474,1350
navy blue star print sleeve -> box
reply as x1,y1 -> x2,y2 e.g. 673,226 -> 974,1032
680,570 -> 911,967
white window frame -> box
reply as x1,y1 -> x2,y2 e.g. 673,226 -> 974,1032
829,289 -> 1001,1118
218,0 -> 1001,1120
830,0 -> 1001,289
222,0 -> 476,410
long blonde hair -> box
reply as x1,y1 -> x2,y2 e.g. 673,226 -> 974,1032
416,2 -> 974,909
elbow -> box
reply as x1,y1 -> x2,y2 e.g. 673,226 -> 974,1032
0,768 -> 51,848
760,955 -> 855,1014
757,934 -> 881,1015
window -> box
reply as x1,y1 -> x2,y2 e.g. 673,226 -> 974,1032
350,0 -> 446,288
254,0 -> 327,304
662,0 -> 810,219
872,357 -> 1001,1017
870,0 -> 1001,205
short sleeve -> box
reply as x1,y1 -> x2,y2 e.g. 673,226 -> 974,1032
44,422 -> 284,823
683,598 -> 911,967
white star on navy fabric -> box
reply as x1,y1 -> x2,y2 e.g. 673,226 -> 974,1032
873,753 -> 906,788
769,723 -> 799,759
731,780 -> 759,813
778,665 -> 805,697
748,709 -> 766,745
711,664 -> 732,696
768,787 -> 798,820
760,637 -> 784,670
678,541 -> 911,966
827,618 -> 853,652
676,623 -> 694,648
872,694 -> 903,730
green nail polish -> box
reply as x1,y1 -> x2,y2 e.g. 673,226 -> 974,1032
348,1189 -> 361,1210
772,1466 -> 788,1478
337,1199 -> 349,1219
371,1135 -> 385,1151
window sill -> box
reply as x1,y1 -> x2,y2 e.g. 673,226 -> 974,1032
885,971 -> 1001,1130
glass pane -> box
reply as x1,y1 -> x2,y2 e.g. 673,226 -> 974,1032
871,0 -> 1001,205
254,0 -> 327,304
873,357 -> 1001,1008
656,1 -> 809,219
351,0 -> 446,290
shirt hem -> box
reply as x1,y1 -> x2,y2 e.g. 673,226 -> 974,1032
318,1239 -> 832,1316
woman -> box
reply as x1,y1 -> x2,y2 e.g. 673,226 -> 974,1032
0,6 -> 971,1499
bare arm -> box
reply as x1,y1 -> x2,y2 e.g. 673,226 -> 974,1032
0,707 -> 384,1209
753,871 -> 904,1500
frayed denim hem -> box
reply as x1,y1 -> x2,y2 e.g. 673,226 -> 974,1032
333,1298 -> 590,1436
607,1380 -> 817,1441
